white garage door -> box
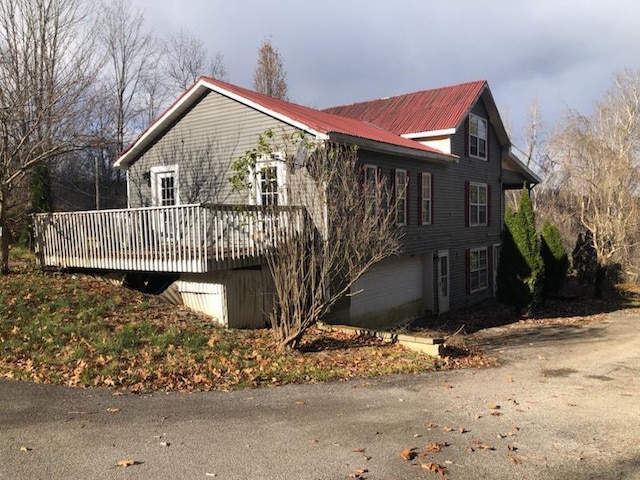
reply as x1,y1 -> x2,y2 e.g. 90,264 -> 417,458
350,255 -> 422,319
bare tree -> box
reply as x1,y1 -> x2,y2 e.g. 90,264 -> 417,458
0,0 -> 98,272
232,131 -> 400,349
550,70 -> 640,295
99,0 -> 155,152
252,37 -> 288,100
164,28 -> 227,93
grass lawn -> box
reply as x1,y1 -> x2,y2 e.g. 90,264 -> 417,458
0,262 -> 442,392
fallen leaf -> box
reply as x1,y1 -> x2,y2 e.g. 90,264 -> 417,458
399,447 -> 416,460
490,411 -> 502,416
508,426 -> 520,436
116,459 -> 137,468
425,442 -> 448,452
509,455 -> 523,465
352,448 -> 366,453
421,462 -> 447,475
106,408 -> 120,413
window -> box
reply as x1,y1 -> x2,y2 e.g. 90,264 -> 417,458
469,114 -> 487,160
254,154 -> 286,206
421,172 -> 432,225
150,165 -> 179,206
469,182 -> 487,226
364,164 -> 378,214
395,169 -> 407,225
258,166 -> 278,206
470,247 -> 488,292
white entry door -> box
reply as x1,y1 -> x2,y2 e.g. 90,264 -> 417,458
437,250 -> 450,314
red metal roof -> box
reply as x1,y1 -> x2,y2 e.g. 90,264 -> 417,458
200,77 -> 451,156
116,77 -> 462,168
322,80 -> 487,136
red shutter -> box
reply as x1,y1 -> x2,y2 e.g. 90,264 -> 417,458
390,169 -> 396,223
465,249 -> 471,295
464,116 -> 470,157
487,184 -> 492,226
406,171 -> 410,225
464,180 -> 470,227
377,167 -> 383,213
487,245 -> 494,294
486,121 -> 490,161
430,173 -> 435,224
417,172 -> 423,225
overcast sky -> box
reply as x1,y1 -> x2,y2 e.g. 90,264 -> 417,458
132,0 -> 640,146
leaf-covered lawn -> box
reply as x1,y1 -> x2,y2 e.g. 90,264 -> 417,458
0,267 -> 439,392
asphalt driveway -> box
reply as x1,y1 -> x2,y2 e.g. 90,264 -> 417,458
1,309 -> 639,479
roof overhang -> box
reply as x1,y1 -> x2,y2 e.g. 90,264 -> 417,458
329,132 -> 458,164
401,128 -> 456,139
502,150 -> 542,189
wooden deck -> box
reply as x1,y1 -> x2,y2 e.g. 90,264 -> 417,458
33,204 -> 303,273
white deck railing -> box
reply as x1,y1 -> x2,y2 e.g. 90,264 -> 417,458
33,204 -> 304,273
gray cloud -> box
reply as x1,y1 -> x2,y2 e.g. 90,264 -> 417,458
133,0 -> 640,146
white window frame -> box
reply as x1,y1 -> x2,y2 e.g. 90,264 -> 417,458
469,181 -> 488,226
470,247 -> 488,293
395,169 -> 408,226
364,164 -> 379,214
150,165 -> 179,206
469,113 -> 488,160
421,172 -> 432,225
253,153 -> 287,206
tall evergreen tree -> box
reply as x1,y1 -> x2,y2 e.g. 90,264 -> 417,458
497,188 -> 544,313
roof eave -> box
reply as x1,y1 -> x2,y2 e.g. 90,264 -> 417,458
328,132 -> 458,164
402,128 -> 456,139
503,150 -> 542,188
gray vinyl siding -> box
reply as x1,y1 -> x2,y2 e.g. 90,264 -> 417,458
127,90 -> 299,208
356,98 -> 501,311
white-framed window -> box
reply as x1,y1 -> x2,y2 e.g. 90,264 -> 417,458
150,165 -> 179,206
470,247 -> 488,292
469,113 -> 487,160
469,182 -> 488,226
364,164 -> 378,214
254,153 -> 286,206
395,169 -> 407,226
421,172 -> 432,225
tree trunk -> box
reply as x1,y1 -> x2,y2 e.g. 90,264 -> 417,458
593,264 -> 606,299
0,197 -> 9,274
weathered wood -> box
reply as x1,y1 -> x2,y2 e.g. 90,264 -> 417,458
33,204 -> 303,273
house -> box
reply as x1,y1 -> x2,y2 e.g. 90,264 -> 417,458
33,77 -> 539,329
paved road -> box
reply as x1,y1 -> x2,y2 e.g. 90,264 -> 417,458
1,310 -> 639,479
